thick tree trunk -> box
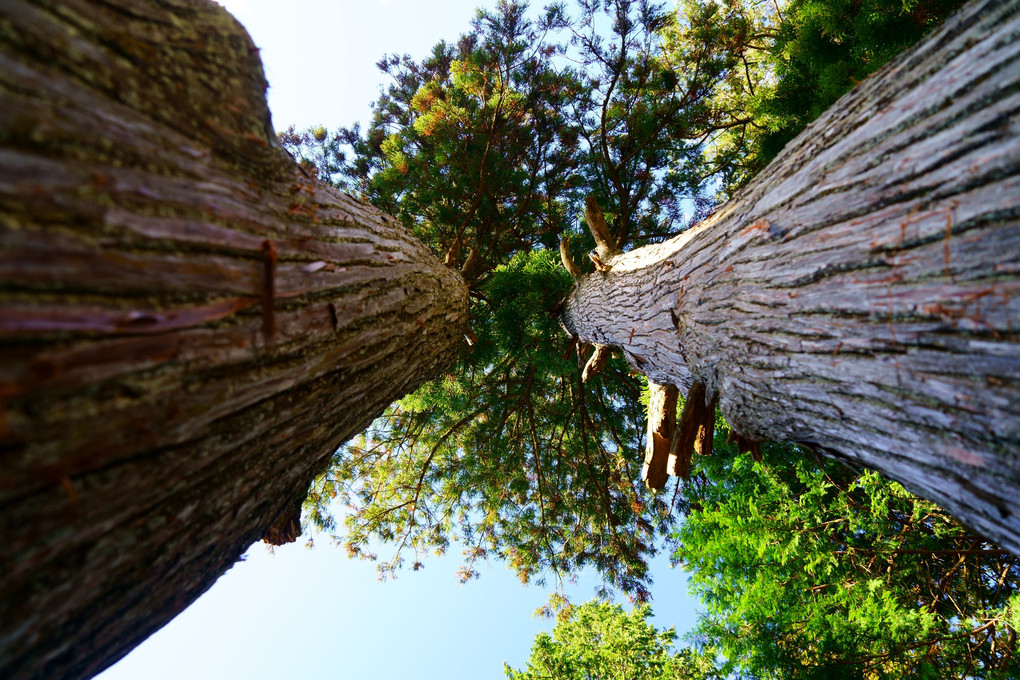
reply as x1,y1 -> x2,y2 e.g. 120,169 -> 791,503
565,0 -> 1020,552
0,2 -> 468,679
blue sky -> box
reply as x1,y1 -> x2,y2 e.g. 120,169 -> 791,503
97,1 -> 702,677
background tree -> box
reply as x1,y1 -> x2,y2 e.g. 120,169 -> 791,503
505,600 -> 719,680
665,0 -> 968,196
679,436 -> 1020,678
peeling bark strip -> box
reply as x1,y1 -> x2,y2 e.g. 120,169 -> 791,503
0,2 -> 468,679
262,489 -> 305,546
666,381 -> 715,480
565,0 -> 1020,553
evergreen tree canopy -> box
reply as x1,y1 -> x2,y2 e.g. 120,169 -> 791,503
286,0 -> 739,600
305,248 -> 664,597
505,601 -> 719,680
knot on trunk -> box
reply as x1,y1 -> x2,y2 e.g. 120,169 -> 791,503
262,499 -> 303,546
581,344 -> 612,382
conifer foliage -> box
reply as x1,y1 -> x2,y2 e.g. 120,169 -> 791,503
669,0 -> 968,195
505,601 -> 719,679
679,437 -> 1020,678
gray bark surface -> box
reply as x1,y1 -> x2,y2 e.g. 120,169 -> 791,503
0,1 -> 468,678
565,0 -> 1020,552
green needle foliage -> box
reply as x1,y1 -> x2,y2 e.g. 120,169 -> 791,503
563,0 -> 729,240
666,0 -> 968,197
283,1 -> 579,283
677,438 -> 1020,678
305,249 -> 673,599
505,601 -> 719,680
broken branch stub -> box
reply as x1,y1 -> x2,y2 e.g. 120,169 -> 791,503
262,503 -> 302,546
728,430 -> 763,463
588,251 -> 613,273
560,236 -> 583,279
460,246 -> 482,282
444,237 -> 462,268
694,413 -> 715,458
584,195 -> 619,261
666,382 -> 716,479
581,344 -> 612,382
643,382 -> 678,490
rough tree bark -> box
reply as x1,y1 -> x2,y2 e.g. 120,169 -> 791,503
565,0 -> 1020,552
0,2 -> 468,679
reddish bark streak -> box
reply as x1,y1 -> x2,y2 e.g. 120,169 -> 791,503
261,239 -> 277,342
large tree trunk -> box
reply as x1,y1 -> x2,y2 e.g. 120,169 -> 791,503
565,0 -> 1020,552
0,2 -> 468,679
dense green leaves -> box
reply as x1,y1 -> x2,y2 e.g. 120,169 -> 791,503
505,601 -> 718,680
677,440 -> 1020,678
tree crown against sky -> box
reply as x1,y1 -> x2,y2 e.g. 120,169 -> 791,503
671,0 -> 970,196
505,600 -> 719,679
282,0 -> 978,606
288,0 -> 734,602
